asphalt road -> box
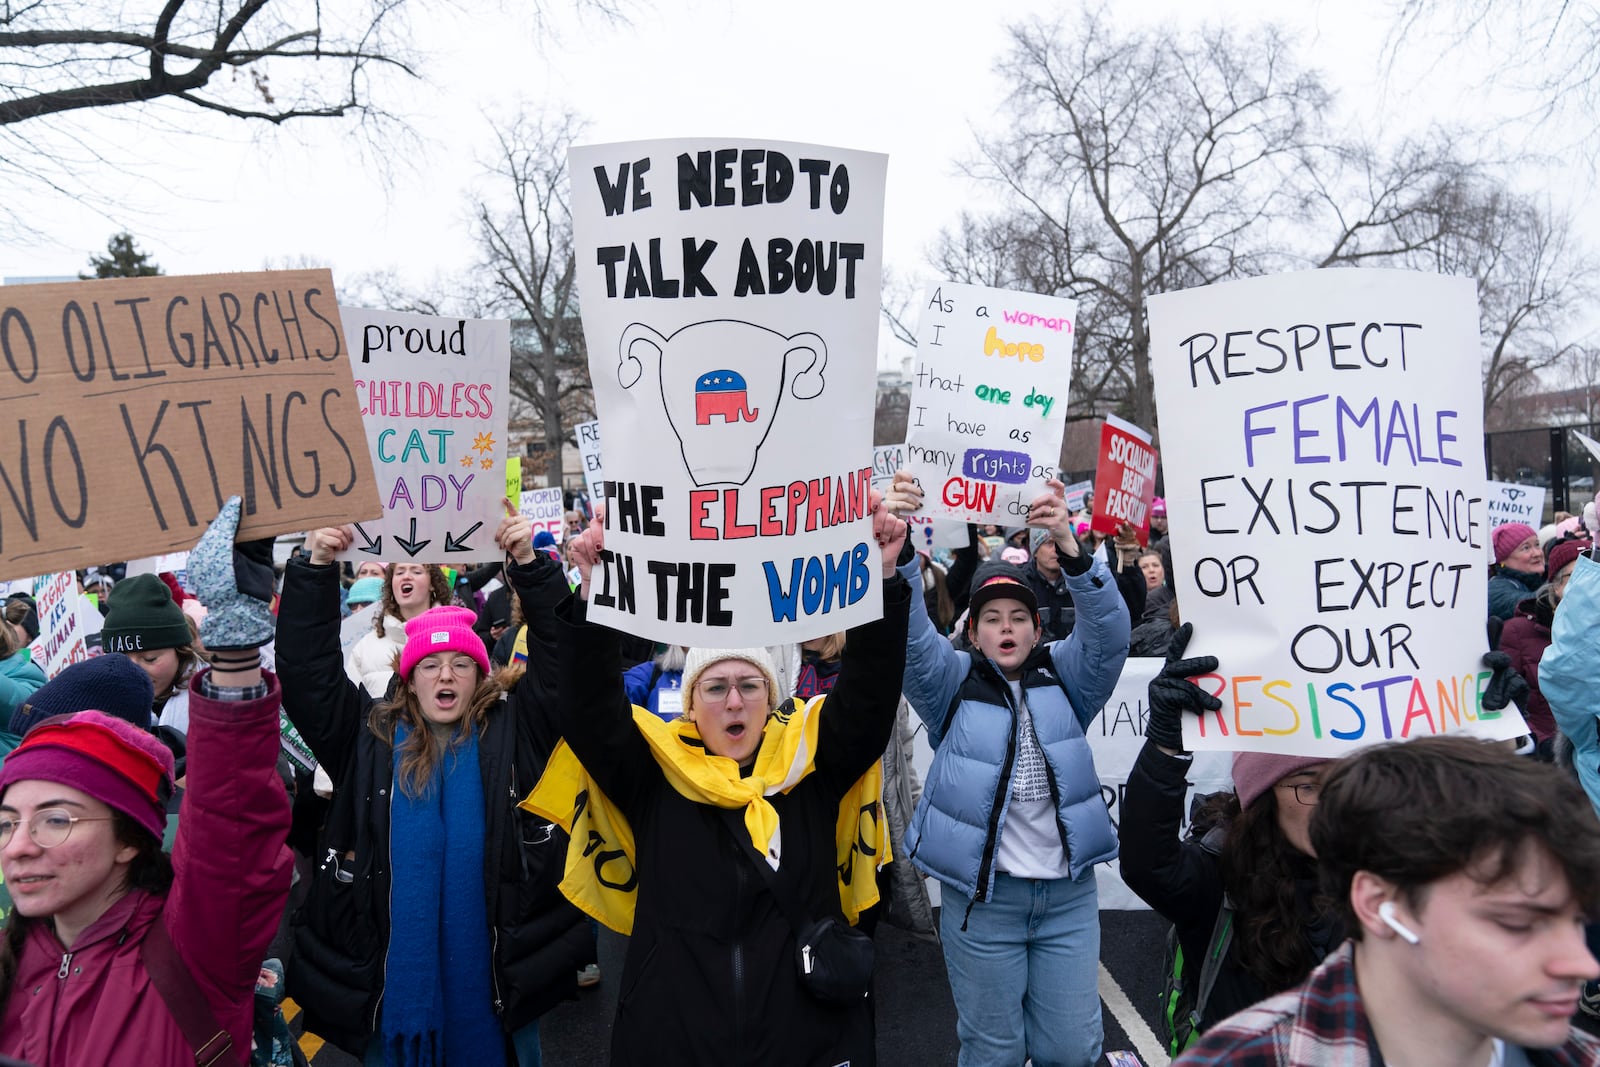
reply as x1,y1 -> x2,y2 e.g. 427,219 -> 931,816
291,907 -> 1175,1066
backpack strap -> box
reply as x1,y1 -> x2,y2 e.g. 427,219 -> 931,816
717,807 -> 815,936
140,917 -> 234,1067
1188,895 -> 1236,1035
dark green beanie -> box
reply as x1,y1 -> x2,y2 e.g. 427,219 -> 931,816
101,573 -> 191,654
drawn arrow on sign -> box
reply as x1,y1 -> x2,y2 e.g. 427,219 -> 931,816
444,522 -> 484,553
393,519 -> 431,558
353,524 -> 383,556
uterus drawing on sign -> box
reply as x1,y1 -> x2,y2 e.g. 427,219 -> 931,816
618,319 -> 828,486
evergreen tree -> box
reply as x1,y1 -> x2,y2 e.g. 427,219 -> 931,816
82,233 -> 162,279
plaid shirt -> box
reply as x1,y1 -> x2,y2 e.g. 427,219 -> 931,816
1176,941 -> 1600,1067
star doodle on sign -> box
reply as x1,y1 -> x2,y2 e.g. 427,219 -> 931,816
472,431 -> 496,454
459,455 -> 475,468
481,457 -> 494,470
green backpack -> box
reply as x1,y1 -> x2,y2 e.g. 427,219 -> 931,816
1158,812 -> 1236,1056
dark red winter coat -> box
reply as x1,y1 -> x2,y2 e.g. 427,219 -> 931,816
0,672 -> 293,1066
1500,596 -> 1556,743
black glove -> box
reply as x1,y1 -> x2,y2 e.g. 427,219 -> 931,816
1481,650 -> 1530,713
1146,622 -> 1221,751
190,496 -> 276,651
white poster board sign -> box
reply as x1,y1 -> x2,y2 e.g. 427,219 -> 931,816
1485,479 -> 1546,545
519,487 -> 566,543
904,283 -> 1077,524
576,419 -> 605,504
30,572 -> 87,678
337,309 -> 512,563
1149,269 -> 1522,755
340,604 -> 378,658
569,138 -> 887,645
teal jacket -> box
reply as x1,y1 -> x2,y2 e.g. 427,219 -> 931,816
0,650 -> 45,724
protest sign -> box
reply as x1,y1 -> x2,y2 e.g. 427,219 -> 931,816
0,270 -> 380,581
29,572 -> 86,678
519,487 -> 566,542
340,603 -> 377,658
1090,415 -> 1157,543
1062,479 -> 1094,514
337,308 -> 511,564
576,419 -> 605,504
1149,268 -> 1521,755
903,283 -> 1076,525
1485,480 -> 1546,543
569,137 -> 887,645
872,442 -> 942,553
506,457 -> 522,503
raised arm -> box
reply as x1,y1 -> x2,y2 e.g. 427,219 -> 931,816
163,498 -> 293,1056
275,525 -> 376,782
885,471 -> 968,745
496,503 -> 573,758
814,496 -> 913,795
1028,481 -> 1131,727
553,513 -> 658,816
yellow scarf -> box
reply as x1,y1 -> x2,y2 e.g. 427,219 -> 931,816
521,696 -> 888,934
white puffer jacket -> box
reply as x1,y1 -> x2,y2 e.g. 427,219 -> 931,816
344,613 -> 406,698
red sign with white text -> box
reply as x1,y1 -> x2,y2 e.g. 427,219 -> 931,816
1091,414 -> 1158,544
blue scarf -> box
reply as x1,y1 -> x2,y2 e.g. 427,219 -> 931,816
383,723 -> 505,1067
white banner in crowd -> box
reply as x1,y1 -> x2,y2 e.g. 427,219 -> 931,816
29,572 -> 87,678
569,138 -> 888,645
576,419 -> 605,505
1149,269 -> 1524,755
336,308 -> 512,564
519,487 -> 566,543
904,282 -> 1077,525
1485,479 -> 1547,547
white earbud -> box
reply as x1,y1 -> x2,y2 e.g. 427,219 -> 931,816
1378,901 -> 1421,945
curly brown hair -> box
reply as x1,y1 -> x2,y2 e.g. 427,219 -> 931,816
374,563 -> 451,635
1216,787 -> 1339,994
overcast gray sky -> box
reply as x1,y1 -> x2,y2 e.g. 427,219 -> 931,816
0,0 -> 1567,339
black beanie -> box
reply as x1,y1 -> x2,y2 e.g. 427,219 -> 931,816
101,573 -> 191,654
8,653 -> 156,734
5,593 -> 38,643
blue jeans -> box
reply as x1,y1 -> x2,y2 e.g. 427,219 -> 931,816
939,871 -> 1102,1067
364,1017 -> 540,1066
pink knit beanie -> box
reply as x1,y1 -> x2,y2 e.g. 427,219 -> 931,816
1232,752 -> 1329,811
398,606 -> 490,680
1492,522 -> 1538,565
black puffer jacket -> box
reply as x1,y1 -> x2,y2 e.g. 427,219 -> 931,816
1117,740 -> 1341,1031
276,554 -> 589,1056
555,576 -> 911,1066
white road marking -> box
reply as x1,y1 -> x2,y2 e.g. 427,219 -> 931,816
1099,960 -> 1170,1066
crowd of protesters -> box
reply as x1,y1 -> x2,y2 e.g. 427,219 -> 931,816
0,479 -> 1598,1067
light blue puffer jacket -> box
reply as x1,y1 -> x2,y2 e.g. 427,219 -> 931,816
1537,552 -> 1600,818
898,549 -> 1130,899
0,649 -> 45,725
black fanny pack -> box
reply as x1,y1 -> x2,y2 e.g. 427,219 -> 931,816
722,810 -> 874,1004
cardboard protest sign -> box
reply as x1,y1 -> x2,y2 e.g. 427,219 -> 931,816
0,271 -> 380,580
903,283 -> 1076,525
335,308 -> 511,563
569,138 -> 887,645
1485,480 -> 1546,544
29,572 -> 86,678
519,487 -> 565,542
1090,415 -> 1157,543
1149,269 -> 1522,755
576,419 -> 605,504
